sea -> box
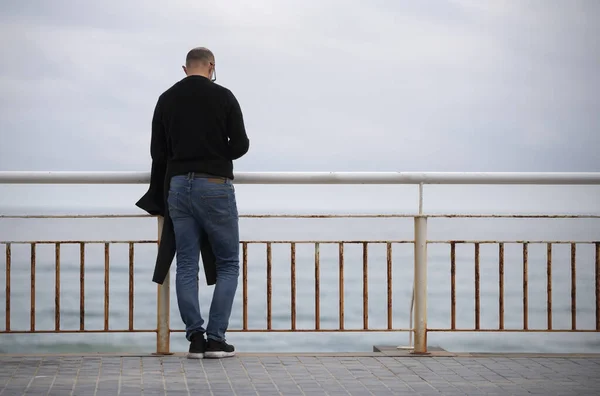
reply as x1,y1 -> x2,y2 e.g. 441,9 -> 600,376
0,183 -> 599,354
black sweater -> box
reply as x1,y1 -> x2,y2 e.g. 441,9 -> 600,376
150,75 -> 250,180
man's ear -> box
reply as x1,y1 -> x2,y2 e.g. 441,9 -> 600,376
182,65 -> 188,75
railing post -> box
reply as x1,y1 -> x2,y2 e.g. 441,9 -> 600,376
156,216 -> 171,354
412,215 -> 428,354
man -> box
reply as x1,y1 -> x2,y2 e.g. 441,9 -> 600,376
149,47 -> 249,359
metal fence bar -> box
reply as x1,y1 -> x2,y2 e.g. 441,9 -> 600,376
315,243 -> 320,330
571,243 -> 576,330
387,242 -> 393,330
339,243 -> 344,330
129,242 -> 134,331
4,329 -> 158,334
5,243 -> 10,332
362,242 -> 368,330
547,243 -> 552,330
499,243 -> 505,330
596,242 -> 600,331
1,240 -> 158,245
290,243 -> 296,330
30,243 -> 36,331
427,329 -> 600,333
79,243 -> 85,331
170,329 -> 414,333
104,243 -> 110,331
55,243 -> 60,331
3,239 -> 598,245
4,213 -> 600,220
474,243 -> 480,330
3,328 -> 596,334
266,243 -> 272,330
450,242 -> 456,330
523,243 -> 529,330
242,242 -> 248,331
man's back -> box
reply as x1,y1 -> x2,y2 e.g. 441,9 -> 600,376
153,46 -> 249,359
154,75 -> 249,180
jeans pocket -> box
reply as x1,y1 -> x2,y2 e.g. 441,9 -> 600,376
203,194 -> 234,223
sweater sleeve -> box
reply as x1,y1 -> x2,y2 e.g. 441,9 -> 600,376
226,91 -> 250,160
150,97 -> 167,162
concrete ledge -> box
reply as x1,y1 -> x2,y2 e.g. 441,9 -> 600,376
373,345 -> 455,357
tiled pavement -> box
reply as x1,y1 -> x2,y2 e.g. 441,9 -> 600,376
1,354 -> 599,395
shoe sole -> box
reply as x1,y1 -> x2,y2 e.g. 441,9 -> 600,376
187,352 -> 204,359
204,351 -> 236,359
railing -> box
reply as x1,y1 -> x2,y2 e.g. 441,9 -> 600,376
1,171 -> 600,355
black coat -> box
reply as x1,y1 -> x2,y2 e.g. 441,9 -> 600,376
135,158 -> 217,285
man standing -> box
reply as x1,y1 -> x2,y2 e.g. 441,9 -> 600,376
150,47 -> 249,359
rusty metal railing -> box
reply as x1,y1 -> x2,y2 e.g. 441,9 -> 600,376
2,239 -> 157,334
432,240 -> 600,333
2,170 -> 600,355
2,214 -> 599,356
0,235 -> 411,331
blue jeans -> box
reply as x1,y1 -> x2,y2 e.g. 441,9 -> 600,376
167,173 -> 240,342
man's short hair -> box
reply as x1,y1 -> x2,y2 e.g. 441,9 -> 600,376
185,47 -> 214,68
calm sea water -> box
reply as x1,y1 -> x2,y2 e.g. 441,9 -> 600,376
1,214 -> 599,354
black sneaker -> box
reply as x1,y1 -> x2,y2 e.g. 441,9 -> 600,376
204,339 -> 235,358
188,332 -> 206,359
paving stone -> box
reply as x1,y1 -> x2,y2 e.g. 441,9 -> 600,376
0,355 -> 599,395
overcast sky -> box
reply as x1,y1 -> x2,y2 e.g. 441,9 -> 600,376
0,0 -> 599,213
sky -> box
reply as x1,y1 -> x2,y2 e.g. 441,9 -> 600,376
0,0 -> 599,213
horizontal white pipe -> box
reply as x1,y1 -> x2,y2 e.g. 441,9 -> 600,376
0,171 -> 600,185
0,171 -> 151,184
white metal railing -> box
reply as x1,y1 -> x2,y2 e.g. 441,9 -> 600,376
1,171 -> 600,355
2,171 -> 600,185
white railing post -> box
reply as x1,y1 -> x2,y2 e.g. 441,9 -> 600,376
412,215 -> 428,354
156,216 -> 171,354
